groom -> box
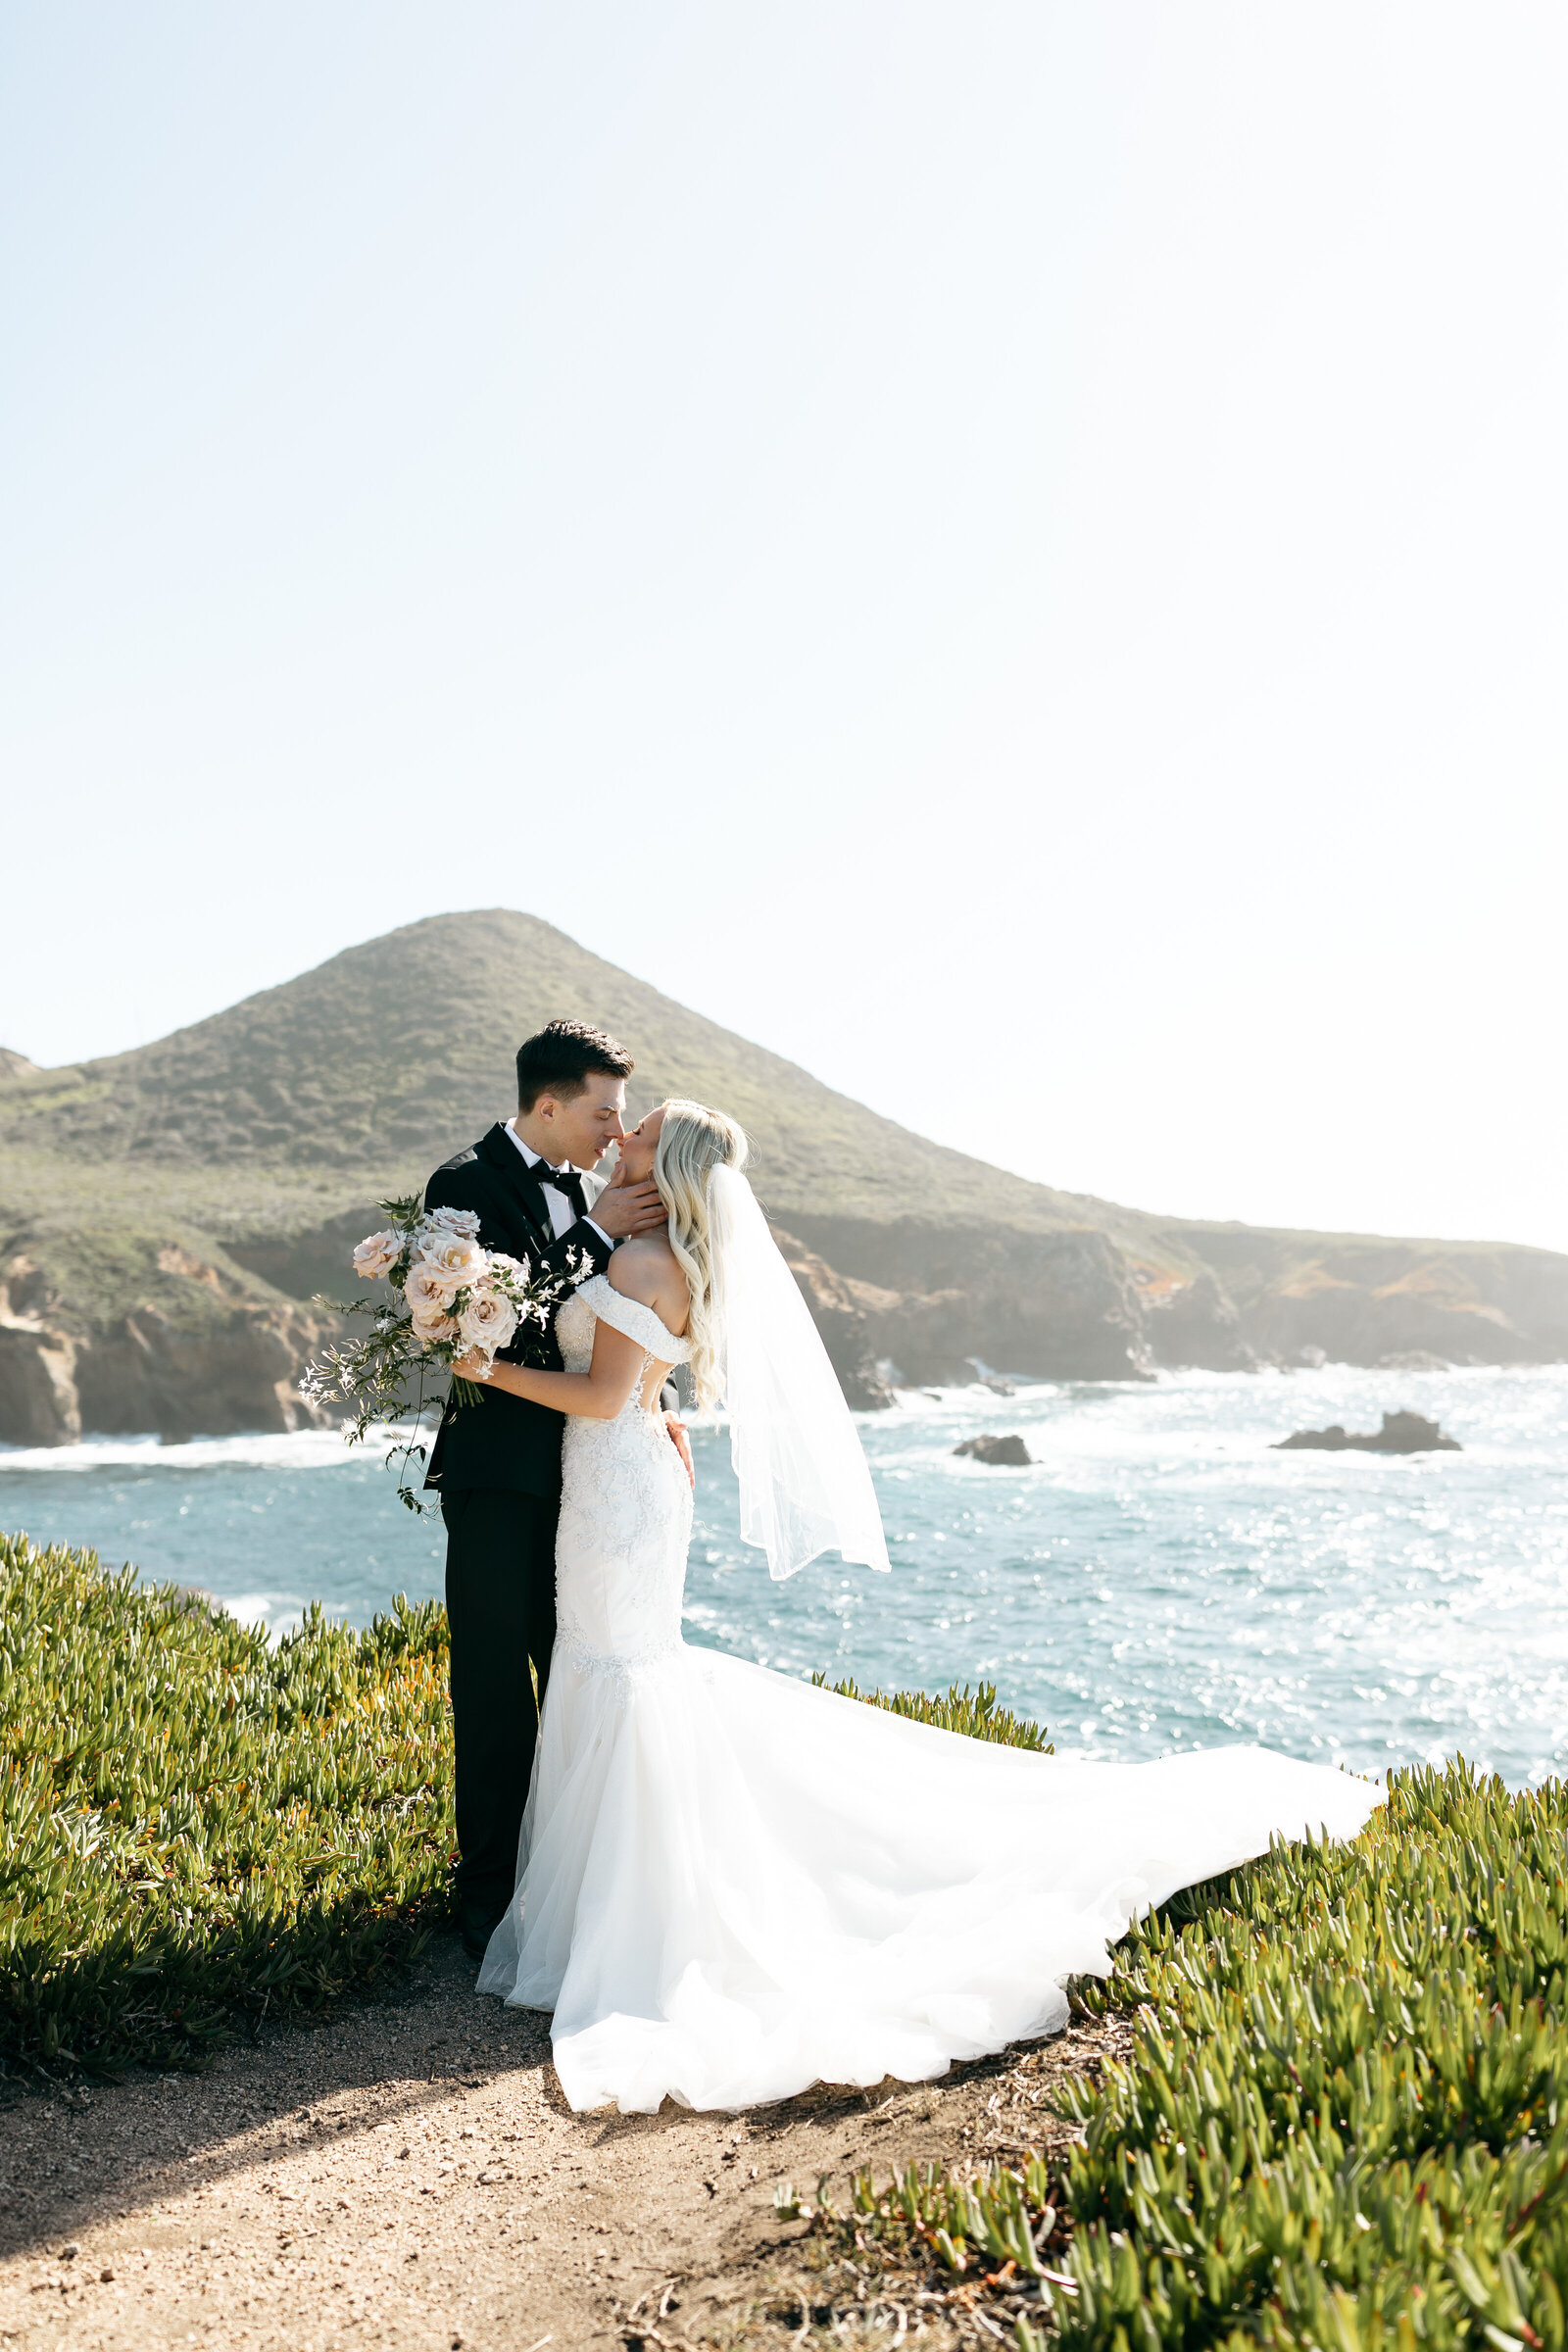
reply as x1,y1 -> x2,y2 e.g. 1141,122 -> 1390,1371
423,1018 -> 672,1960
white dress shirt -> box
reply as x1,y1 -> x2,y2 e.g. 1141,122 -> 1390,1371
505,1122 -> 612,1250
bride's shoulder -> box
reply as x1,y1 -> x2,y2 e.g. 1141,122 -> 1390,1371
606,1237 -> 690,1336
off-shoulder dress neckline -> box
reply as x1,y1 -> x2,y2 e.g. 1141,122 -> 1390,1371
577,1271 -> 691,1362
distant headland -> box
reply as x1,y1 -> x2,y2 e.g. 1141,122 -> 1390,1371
3,908 -> 1566,1444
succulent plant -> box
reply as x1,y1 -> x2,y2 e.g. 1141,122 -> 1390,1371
0,1532 -> 453,2078
834,1759 -> 1568,2348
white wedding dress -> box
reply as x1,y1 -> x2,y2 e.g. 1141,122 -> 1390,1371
478,1274 -> 1383,2115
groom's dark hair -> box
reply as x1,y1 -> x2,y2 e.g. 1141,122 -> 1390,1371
515,1019 -> 634,1112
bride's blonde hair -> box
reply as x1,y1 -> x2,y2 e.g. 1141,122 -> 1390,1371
653,1100 -> 749,1408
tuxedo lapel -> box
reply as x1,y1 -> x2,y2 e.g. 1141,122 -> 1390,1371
475,1123 -> 553,1250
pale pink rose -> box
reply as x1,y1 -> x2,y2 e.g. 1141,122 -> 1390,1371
414,1321 -> 460,1354
416,1231 -> 485,1294
459,1287 -> 517,1356
423,1205 -> 480,1241
405,1261 -> 459,1326
352,1229 -> 402,1281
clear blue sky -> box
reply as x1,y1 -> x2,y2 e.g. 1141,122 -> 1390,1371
4,5 -> 1565,1249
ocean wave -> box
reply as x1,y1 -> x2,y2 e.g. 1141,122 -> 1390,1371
0,1426 -> 420,1475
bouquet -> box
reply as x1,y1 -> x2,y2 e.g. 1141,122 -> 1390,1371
302,1194 -> 593,1509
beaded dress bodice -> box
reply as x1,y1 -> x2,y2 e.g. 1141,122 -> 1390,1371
552,1276 -> 693,1691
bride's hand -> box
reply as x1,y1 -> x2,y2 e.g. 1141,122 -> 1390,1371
664,1412 -> 694,1489
451,1348 -> 493,1383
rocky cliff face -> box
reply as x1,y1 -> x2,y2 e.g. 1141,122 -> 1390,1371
5,1203 -> 1566,1446
782,1216 -> 1157,1386
768,1232 -> 899,1409
1159,1229 -> 1568,1373
0,1250 -> 338,1446
772,1219 -> 1568,1402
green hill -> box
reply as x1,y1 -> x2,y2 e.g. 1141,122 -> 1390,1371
0,906 -> 1128,1223
3,908 -> 1565,1441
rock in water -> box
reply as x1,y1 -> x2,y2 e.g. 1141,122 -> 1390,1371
1273,1410 -> 1461,1454
954,1433 -> 1033,1466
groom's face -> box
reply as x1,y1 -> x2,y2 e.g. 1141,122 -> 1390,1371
533,1076 -> 627,1169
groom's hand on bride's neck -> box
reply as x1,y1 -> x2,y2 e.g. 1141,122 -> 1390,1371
592,1160 -> 667,1241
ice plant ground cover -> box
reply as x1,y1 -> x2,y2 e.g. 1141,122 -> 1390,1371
12,1532 -> 1568,2345
821,1762 -> 1568,2350
0,1533 -> 1054,2082
0,1531 -> 454,2079
810,1668 -> 1054,1751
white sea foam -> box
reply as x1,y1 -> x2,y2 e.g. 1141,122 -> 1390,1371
0,1424 -> 420,1474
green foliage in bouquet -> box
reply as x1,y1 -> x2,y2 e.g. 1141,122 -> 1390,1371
830,1759 -> 1568,2350
810,1671 -> 1053,1752
304,1191 -> 584,1510
0,1532 -> 454,2081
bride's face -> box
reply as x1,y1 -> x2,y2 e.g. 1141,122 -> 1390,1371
616,1104 -> 666,1183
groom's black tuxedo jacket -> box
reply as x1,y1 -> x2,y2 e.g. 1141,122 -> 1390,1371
421,1123 -> 614,1499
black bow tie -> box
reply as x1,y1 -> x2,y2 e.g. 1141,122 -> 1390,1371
533,1161 -> 587,1220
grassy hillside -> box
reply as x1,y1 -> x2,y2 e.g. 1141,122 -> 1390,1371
3,909 -> 1566,1438
0,907 -> 1123,1231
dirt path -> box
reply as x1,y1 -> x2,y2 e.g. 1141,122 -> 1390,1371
0,1940 -> 1121,2350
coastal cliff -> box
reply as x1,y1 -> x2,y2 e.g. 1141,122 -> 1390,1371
774,1209 -> 1568,1396
3,909 -> 1566,1443
0,1246 -> 338,1446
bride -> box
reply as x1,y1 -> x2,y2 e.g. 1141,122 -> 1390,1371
460,1101 -> 1382,2116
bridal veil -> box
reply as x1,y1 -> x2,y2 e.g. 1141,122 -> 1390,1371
708,1164 -> 891,1580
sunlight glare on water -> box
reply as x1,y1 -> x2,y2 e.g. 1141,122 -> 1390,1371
3,1364 -> 1564,1787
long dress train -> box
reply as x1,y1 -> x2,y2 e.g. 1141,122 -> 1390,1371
478,1277 -> 1383,2114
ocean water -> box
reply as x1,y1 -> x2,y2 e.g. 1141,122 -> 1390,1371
3,1364 -> 1564,1788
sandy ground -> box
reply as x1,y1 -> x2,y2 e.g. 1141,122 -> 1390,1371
0,1939 -> 1125,2351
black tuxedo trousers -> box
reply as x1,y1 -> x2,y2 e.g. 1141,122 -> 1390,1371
441,1484 -> 558,1923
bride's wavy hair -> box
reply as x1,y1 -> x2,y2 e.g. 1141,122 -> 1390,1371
653,1100 -> 749,1409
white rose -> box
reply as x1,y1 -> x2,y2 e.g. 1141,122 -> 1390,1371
416,1232 -> 485,1294
352,1229 -> 402,1281
459,1287 -> 518,1356
485,1251 -> 530,1291
405,1263 -> 460,1335
423,1205 -> 480,1240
